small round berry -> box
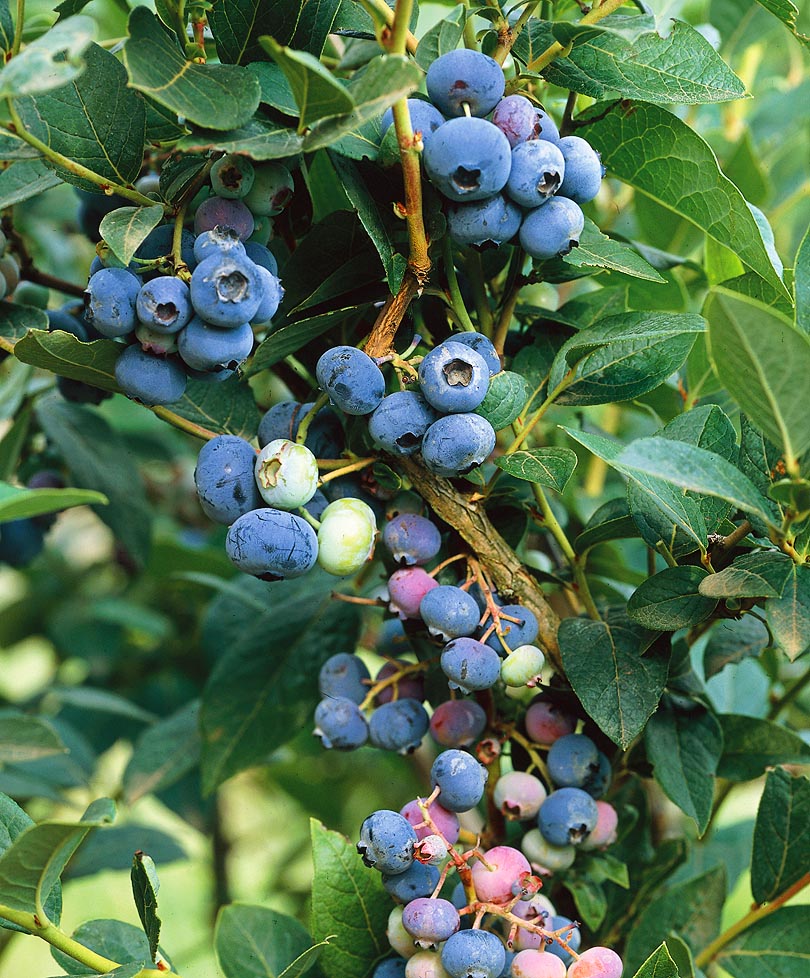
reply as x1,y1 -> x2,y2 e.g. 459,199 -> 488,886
402,897 -> 460,949
525,700 -> 576,745
368,699 -> 430,754
511,950 -> 566,978
430,699 -> 487,748
418,341 -> 490,414
501,645 -> 545,687
441,638 -> 501,694
537,788 -> 598,847
426,50 -> 505,118
441,929 -> 506,978
319,653 -> 370,704
484,605 -> 539,655
255,438 -> 319,510
194,434 -> 262,525
493,771 -> 547,820
389,567 -> 439,619
546,917 -> 580,966
210,153 -> 255,199
316,345 -> 386,416
358,810 -> 417,875
565,947 -> 623,978
520,829 -> 576,874
384,862 -> 441,904
400,799 -> 460,845
369,391 -> 439,456
430,749 -> 488,812
313,697 -> 369,751
421,586 -> 481,642
387,906 -> 420,960
317,498 -> 378,577
406,950 -> 453,978
547,734 -> 600,789
383,513 -> 442,566
470,846 -> 531,904
580,801 -> 618,851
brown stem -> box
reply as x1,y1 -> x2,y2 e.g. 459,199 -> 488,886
492,0 -> 541,65
364,273 -> 422,359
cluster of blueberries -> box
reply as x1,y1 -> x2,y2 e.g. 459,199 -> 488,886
0,468 -> 67,568
75,157 -> 293,407
357,740 -> 623,978
380,50 -> 603,256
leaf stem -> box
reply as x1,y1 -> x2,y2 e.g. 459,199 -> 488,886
464,252 -> 494,336
318,456 -> 376,485
150,406 -> 219,441
11,0 -> 23,57
503,374 -> 572,455
526,0 -> 628,72
492,248 -> 524,356
694,872 -> 810,969
443,236 -> 476,333
296,392 -> 329,446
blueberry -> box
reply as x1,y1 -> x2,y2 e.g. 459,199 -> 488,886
250,264 -> 283,324
557,135 -> 604,203
420,585 -> 480,641
313,696 -> 369,751
580,800 -> 618,850
317,498 -> 378,577
510,949 -> 566,978
377,616 -> 412,657
583,751 -> 612,799
524,698 -> 576,745
441,929 -> 505,978
430,748 -> 488,812
369,699 -> 430,754
374,661 -> 425,705
383,862 -> 441,904
136,276 -> 194,333
316,345 -> 386,416
357,809 -> 417,875
530,107 -> 561,145
441,637 -> 501,694
493,772 -> 547,821
368,391 -> 439,456
114,345 -> 187,406
57,376 -> 111,405
210,153 -> 255,199
0,518 -> 44,566
547,733 -> 599,789
254,438 -> 319,510
429,699 -> 487,748
424,118 -> 512,202
319,652 -> 370,704
519,198 -> 585,260
491,95 -> 541,148
402,897 -> 460,949
193,226 -> 247,265
13,280 -> 49,308
567,948 -> 623,978
225,509 -> 318,580
418,341 -> 490,413
85,267 -> 141,337
537,787 -> 598,846
189,253 -> 263,327
258,400 -> 306,444
500,644 -> 545,688
421,414 -> 496,478
244,241 -> 279,277
520,828 -> 575,872
194,434 -> 262,525
470,845 -> 531,905
426,50 -> 505,118
383,513 -> 442,566
194,196 -> 255,240
48,308 -> 89,341
506,140 -> 566,209
178,317 -> 254,373
373,958 -> 408,978
388,567 -> 439,619
258,401 -> 343,459
381,98 -> 446,143
136,323 -> 178,356
243,162 -> 294,217
136,225 -> 197,271
446,195 -> 522,250
400,799 -> 460,845
484,604 -> 538,654
545,917 -> 580,966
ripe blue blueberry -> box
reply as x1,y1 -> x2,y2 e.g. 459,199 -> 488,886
313,696 -> 369,751
319,652 -> 370,704
418,341 -> 490,413
114,345 -> 186,406
368,391 -> 439,456
210,154 -> 255,199
250,265 -> 283,324
446,195 -> 522,251
382,98 -> 446,143
193,226 -> 247,265
377,616 -> 411,657
441,929 -> 506,978
0,518 -> 44,567
85,267 -> 141,337
258,401 -> 343,459
372,957 -> 408,978
424,118 -> 512,202
491,95 -> 541,147
557,136 -> 604,203
532,107 -> 561,145
426,50 -> 505,118
194,195 -> 255,240
136,225 -> 197,271
429,699 -> 487,748
421,414 -> 496,478
244,241 -> 279,277
446,333 -> 500,377
441,638 -> 501,694
225,508 -> 318,580
368,699 -> 429,754
383,513 -> 442,566
189,253 -> 263,327
194,434 -> 262,525
546,916 -> 581,965
402,897 -> 460,949
430,748 -> 488,812
506,140 -> 566,209
420,586 -> 480,641
177,317 -> 254,373
537,787 -> 598,846
136,276 -> 193,333
547,733 -> 599,789
484,604 -> 539,654
357,809 -> 418,875
316,345 -> 386,416
383,862 -> 441,904
48,308 -> 89,341
583,751 -> 612,799
519,197 -> 585,260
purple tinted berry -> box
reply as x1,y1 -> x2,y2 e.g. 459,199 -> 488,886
525,699 -> 576,745
421,414 -> 496,479
446,195 -> 522,251
136,276 -> 193,333
430,749 -> 488,812
420,586 -> 480,641
400,799 -> 460,845
374,662 -> 425,705
319,653 -> 370,704
135,323 -> 177,355
520,198 -> 585,260
114,346 -> 186,406
389,567 -> 439,619
547,734 -> 600,789
484,605 -> 538,654
441,638 -> 501,694
426,50 -> 505,118
557,136 -> 604,204
493,772 -> 547,821
313,696 -> 369,750
441,929 -> 506,978
510,950 -> 566,978
316,345 -> 386,416
194,196 -> 255,240
471,846 -> 531,904
424,118 -> 512,202
357,809 -> 417,875
189,252 -> 263,327
566,947 -> 623,978
194,434 -> 262,525
545,917 -> 581,966
491,95 -> 541,148
537,788 -> 598,847
383,861 -> 441,903
448,332 -> 500,377
430,700 -> 487,748
383,513 -> 442,566
580,801 -> 618,851
369,391 -> 439,456
86,267 -> 141,337
506,141 -> 566,209
382,98 -> 446,143
369,699 -> 429,754
225,509 -> 318,580
178,317 -> 254,372
402,898 -> 460,949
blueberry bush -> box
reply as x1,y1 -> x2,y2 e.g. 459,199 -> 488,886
0,1 -> 809,977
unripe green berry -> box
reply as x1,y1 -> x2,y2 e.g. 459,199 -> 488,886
501,644 -> 545,687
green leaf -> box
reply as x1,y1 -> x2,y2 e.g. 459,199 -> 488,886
157,155 -> 208,205
123,701 -> 200,805
14,43 -> 146,193
310,819 -> 389,978
249,62 -> 298,116
632,944 -> 681,978
14,331 -> 120,392
0,0 -> 11,54
766,565 -> 810,661
717,906 -> 810,978
579,101 -> 791,300
200,573 -> 360,793
261,38 -> 355,129
0,406 -> 32,481
624,866 -> 725,976
0,160 -> 63,209
123,8 -> 261,131
717,714 -> 810,781
645,700 -> 723,835
559,618 -> 669,749
703,616 -> 770,679
755,0 -> 810,46
0,712 -> 66,764
0,794 -> 62,932
0,15 -> 95,98
698,551 -> 794,600
751,768 -> 810,904
575,497 -> 639,553
495,447 -> 577,492
628,566 -> 717,631
665,933 -> 695,978
51,919 -> 151,975
167,376 -> 259,441
474,372 -> 531,432
247,305 -> 373,374
131,852 -> 161,963
796,223 -> 810,334
0,798 -> 114,918
564,877 -> 607,929
415,4 -> 466,70
209,0 -> 342,63
0,130 -> 40,159
706,290 -> 810,462
0,483 -> 108,522
176,117 -> 304,161
564,218 -> 665,282
216,903 -> 323,978
35,394 -> 153,568
67,827 -> 184,880
99,206 -> 165,266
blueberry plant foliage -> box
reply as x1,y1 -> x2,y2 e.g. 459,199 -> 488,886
0,0 -> 809,977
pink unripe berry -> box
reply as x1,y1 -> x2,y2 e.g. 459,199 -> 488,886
493,771 -> 547,820
525,700 -> 576,745
514,893 -> 556,923
389,567 -> 439,619
471,845 -> 531,904
414,834 -> 448,865
513,928 -> 546,952
512,949 -> 567,978
400,799 -> 460,845
580,802 -> 618,851
566,947 -> 623,978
